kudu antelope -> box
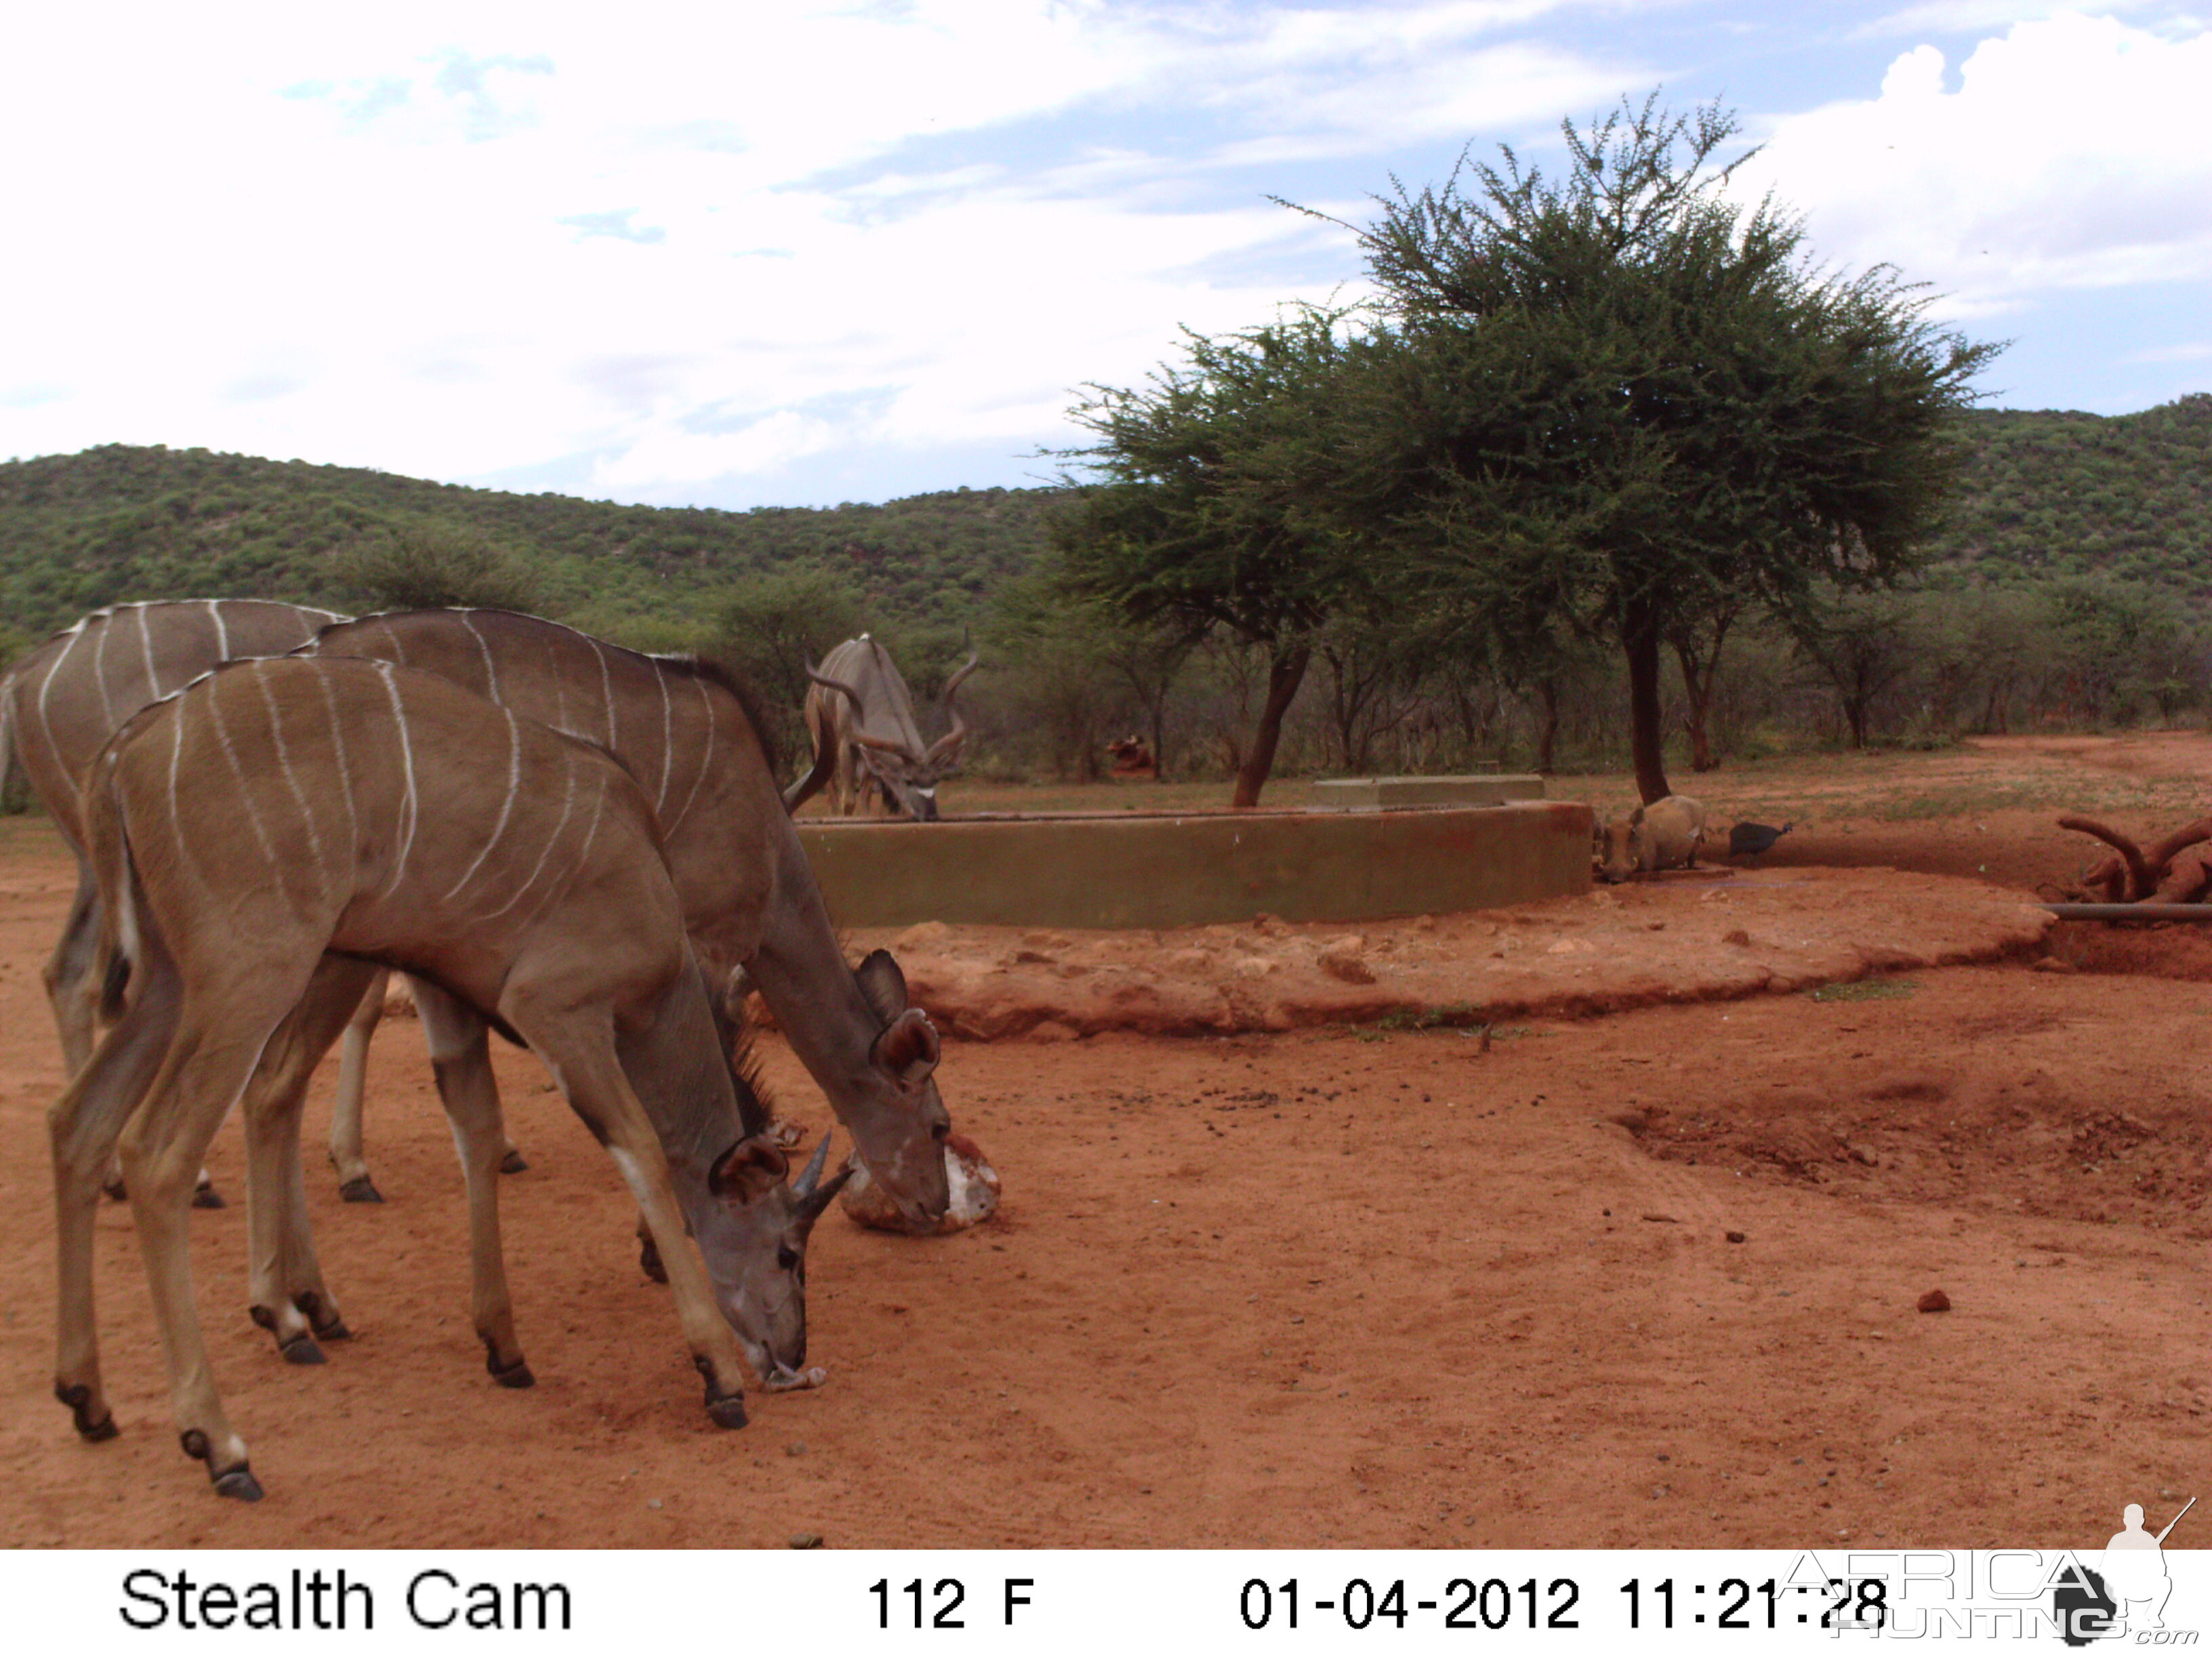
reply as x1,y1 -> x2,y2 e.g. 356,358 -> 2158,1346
298,609 -> 954,1224
49,657 -> 848,1500
0,600 -> 522,1202
3,600 -> 345,1205
789,634 -> 977,820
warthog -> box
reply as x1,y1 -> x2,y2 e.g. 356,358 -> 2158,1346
1593,794 -> 1709,883
1105,735 -> 1157,779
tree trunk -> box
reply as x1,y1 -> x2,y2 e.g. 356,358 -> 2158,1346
1232,643 -> 1311,808
1535,678 -> 1560,775
1622,600 -> 1673,804
1671,611 -> 1734,774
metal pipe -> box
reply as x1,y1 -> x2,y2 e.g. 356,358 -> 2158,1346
2043,903 -> 2212,922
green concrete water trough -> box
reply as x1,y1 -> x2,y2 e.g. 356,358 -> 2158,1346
1309,773 -> 1547,809
795,800 -> 1595,930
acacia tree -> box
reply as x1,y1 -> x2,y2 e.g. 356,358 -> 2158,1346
1332,94 -> 2000,802
1050,308 -> 1379,807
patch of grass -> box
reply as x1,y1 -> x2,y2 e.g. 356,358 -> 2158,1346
1805,977 -> 1922,1003
1375,1003 -> 1485,1031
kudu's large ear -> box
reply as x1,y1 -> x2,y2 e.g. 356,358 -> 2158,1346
853,948 -> 908,1025
872,1007 -> 940,1084
708,1135 -> 789,1202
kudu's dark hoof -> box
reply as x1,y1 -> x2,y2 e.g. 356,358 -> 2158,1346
338,1176 -> 384,1204
211,1467 -> 265,1502
102,1177 -> 127,1202
638,1237 -> 668,1284
251,1304 -> 327,1364
483,1338 -> 535,1389
192,1184 -> 227,1210
180,1429 -> 261,1499
695,1355 -> 747,1428
499,1150 -> 529,1175
56,1382 -> 117,1442
295,1292 -> 350,1342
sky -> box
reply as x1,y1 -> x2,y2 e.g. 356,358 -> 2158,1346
1,1 -> 2207,512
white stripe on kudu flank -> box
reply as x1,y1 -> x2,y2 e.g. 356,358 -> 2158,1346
666,672 -> 716,834
137,605 -> 159,697
207,678 -> 278,867
312,666 -> 361,855
462,611 -> 500,702
255,663 -> 327,883
36,617 -> 88,758
91,612 -> 119,729
476,756 -> 577,924
377,616 -> 411,667
207,598 -> 232,663
373,662 -> 421,891
657,672 -> 674,808
441,706 -> 521,900
589,638 -> 617,749
167,697 -> 192,873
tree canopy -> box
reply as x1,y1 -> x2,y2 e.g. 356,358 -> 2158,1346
1334,94 -> 2003,801
1050,307 -> 1381,805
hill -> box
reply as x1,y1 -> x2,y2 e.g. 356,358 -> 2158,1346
0,443 -> 1063,647
1931,394 -> 2212,592
3,392 -> 2209,653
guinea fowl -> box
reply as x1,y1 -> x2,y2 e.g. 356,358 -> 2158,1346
1729,820 -> 1793,861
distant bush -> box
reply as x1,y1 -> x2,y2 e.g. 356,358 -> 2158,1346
329,523 -> 550,615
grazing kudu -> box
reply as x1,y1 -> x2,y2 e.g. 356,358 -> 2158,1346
790,634 -> 977,820
298,609 -> 954,1224
49,657 -> 847,1500
0,599 -> 520,1203
3,600 -> 345,1206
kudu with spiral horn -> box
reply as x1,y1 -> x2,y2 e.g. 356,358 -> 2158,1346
789,635 -> 979,820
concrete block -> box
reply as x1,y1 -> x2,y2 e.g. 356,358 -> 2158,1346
796,801 -> 1593,929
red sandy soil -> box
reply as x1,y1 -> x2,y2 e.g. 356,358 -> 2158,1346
5,735 -> 2212,1551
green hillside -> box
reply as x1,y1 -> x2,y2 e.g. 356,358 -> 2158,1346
0,442 -> 1061,647
1931,394 -> 2212,591
3,392 -> 2208,653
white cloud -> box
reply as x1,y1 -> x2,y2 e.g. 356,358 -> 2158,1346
1736,13 -> 2212,319
1852,0 -> 2154,39
2125,341 -> 2212,363
0,0 -> 1663,501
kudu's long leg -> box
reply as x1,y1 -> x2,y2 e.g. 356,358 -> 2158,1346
514,1008 -> 752,1425
62,864 -> 225,1212
329,970 -> 524,1202
119,972 -> 314,1500
409,981 -> 531,1387
239,955 -> 381,1359
326,967 -> 388,1202
41,861 -> 102,1078
47,945 -> 183,1446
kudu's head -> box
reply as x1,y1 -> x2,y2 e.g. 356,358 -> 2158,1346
810,650 -> 979,821
695,1133 -> 853,1385
664,966 -> 853,1385
839,947 -> 954,1225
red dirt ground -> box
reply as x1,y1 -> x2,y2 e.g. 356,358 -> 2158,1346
5,735 -> 2212,1550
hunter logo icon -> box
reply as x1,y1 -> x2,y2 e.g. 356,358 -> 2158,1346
2053,1495 -> 2194,1645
